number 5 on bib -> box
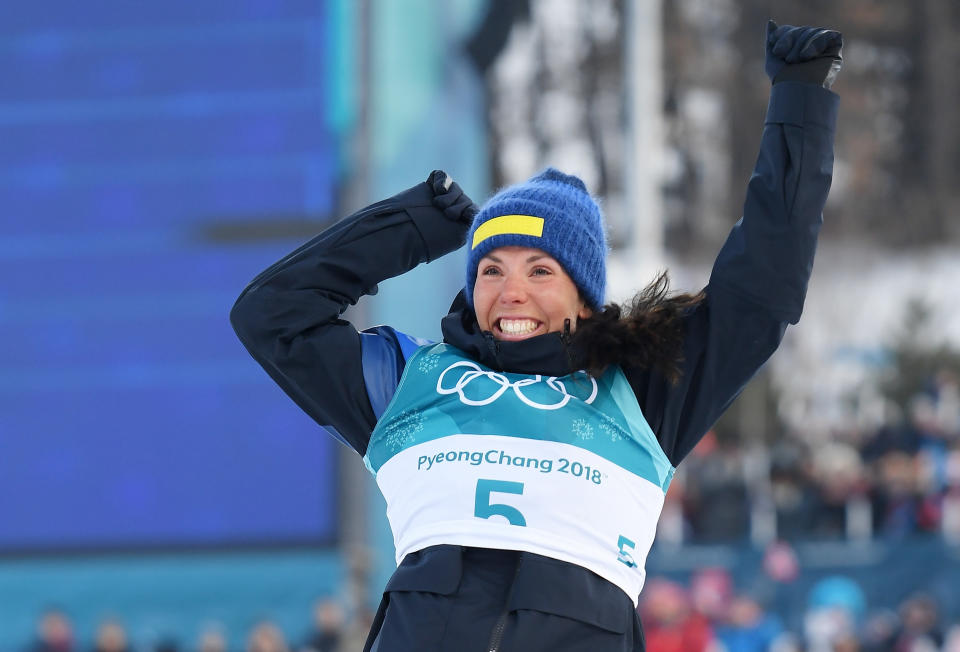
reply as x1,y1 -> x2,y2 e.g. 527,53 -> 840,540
474,479 -> 527,526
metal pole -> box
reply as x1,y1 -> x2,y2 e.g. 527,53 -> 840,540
337,0 -> 374,617
625,0 -> 665,280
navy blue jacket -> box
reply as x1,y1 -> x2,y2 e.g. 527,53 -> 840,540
231,81 -> 838,651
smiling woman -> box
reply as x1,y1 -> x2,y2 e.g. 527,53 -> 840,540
473,246 -> 591,341
466,169 -> 702,380
230,20 -> 844,652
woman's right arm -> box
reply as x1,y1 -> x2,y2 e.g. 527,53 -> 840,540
230,171 -> 474,455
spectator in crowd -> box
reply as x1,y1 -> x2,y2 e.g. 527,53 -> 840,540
713,595 -> 785,652
27,608 -> 75,652
195,626 -> 228,652
339,604 -> 378,652
689,567 -> 733,626
91,620 -> 130,652
860,609 -> 899,652
758,540 -> 802,620
871,450 -> 922,539
831,631 -> 861,652
761,541 -> 799,585
943,444 -> 960,541
803,576 -> 865,652
943,623 -> 960,652
809,441 -> 869,539
639,579 -> 712,652
246,622 -> 287,652
682,434 -> 751,541
892,593 -> 943,651
153,639 -> 180,652
769,439 -> 820,539
300,598 -> 344,652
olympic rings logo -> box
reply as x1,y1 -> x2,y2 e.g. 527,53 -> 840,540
436,360 -> 597,410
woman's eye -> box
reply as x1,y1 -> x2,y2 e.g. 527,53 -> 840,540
481,266 -> 501,276
532,267 -> 552,276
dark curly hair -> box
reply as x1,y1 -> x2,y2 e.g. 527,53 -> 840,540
568,271 -> 705,382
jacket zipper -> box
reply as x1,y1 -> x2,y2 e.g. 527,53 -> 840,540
487,555 -> 523,652
483,331 -> 501,368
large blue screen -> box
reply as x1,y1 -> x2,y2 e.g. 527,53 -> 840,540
0,2 -> 344,551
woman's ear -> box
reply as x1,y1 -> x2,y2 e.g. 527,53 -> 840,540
578,303 -> 593,321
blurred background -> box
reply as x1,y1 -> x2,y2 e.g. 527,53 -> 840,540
2,1 -> 959,651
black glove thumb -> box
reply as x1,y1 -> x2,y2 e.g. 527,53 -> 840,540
428,170 -> 480,224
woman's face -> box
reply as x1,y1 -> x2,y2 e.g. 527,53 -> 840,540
473,246 -> 592,341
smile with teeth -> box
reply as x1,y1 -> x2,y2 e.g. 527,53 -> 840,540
498,318 -> 541,335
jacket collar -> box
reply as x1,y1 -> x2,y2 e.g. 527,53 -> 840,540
440,291 -> 576,377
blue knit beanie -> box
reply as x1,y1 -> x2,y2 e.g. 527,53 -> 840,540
465,167 -> 607,310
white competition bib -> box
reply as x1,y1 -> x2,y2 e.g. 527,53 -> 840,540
365,344 -> 675,605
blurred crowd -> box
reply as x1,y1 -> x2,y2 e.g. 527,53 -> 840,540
23,598 -> 369,652
22,573 -> 960,652
639,569 -> 960,652
671,371 -> 960,544
18,374 -> 959,652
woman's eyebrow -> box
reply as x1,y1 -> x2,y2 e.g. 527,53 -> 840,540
482,253 -> 550,263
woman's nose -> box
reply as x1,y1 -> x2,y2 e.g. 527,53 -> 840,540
499,274 -> 527,303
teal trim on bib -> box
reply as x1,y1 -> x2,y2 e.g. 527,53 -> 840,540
365,344 -> 675,492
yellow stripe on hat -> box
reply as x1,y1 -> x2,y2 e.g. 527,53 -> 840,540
471,214 -> 544,249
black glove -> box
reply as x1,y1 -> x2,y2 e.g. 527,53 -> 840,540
428,170 -> 480,224
765,20 -> 843,89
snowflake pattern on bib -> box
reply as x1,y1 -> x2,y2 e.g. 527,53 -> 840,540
572,418 -> 595,440
416,353 -> 440,374
599,413 -> 626,443
383,409 -> 425,452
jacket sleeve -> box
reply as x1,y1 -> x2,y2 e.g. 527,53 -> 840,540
230,179 -> 470,456
629,81 -> 839,466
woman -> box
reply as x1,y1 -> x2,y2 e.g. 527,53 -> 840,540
231,21 -> 842,652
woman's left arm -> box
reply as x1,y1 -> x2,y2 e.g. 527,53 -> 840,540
631,24 -> 842,465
